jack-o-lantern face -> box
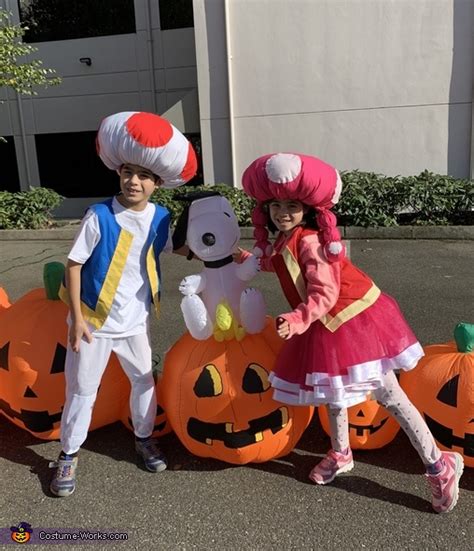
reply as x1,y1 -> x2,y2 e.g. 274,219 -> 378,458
187,362 -> 289,448
10,523 -> 32,543
400,323 -> 474,468
11,530 -> 30,543
161,318 -> 313,464
318,395 -> 400,449
0,263 -> 130,439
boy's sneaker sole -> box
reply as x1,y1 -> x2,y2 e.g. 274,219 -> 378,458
50,485 -> 76,497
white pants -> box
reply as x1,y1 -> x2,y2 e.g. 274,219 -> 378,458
60,333 -> 156,454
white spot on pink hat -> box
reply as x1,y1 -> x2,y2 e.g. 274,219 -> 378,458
265,153 -> 302,184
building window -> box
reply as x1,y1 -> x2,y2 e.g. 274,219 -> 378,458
0,137 -> 21,192
185,133 -> 203,185
35,132 -> 118,198
17,0 -> 136,43
159,0 -> 194,30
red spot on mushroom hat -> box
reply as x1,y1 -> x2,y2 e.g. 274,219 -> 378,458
96,111 -> 197,188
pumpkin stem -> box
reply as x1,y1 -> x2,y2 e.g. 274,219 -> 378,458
453,322 -> 474,353
43,262 -> 65,300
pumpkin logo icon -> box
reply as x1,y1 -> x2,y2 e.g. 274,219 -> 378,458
10,522 -> 33,543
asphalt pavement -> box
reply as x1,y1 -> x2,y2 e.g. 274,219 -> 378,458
0,238 -> 473,550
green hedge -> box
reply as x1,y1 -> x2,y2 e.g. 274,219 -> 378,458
0,187 -> 63,229
0,171 -> 472,229
335,170 -> 473,226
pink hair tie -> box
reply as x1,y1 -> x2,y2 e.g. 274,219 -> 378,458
251,205 -> 273,257
316,208 -> 345,262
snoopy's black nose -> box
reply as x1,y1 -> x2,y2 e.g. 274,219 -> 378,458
202,233 -> 216,246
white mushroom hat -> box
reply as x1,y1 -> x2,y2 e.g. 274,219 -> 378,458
96,111 -> 197,188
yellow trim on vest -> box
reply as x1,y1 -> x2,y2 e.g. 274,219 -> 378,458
282,247 -> 307,302
61,230 -> 134,330
86,229 -> 134,328
320,284 -> 381,332
146,245 -> 160,319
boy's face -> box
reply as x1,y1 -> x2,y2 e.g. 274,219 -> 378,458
118,163 -> 162,210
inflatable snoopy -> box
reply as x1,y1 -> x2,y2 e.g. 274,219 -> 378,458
174,193 -> 266,341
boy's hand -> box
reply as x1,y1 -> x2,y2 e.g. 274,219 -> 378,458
276,317 -> 290,339
69,320 -> 93,352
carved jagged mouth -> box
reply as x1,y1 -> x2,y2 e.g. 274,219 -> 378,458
349,417 -> 388,436
187,407 -> 289,448
0,398 -> 62,432
425,414 -> 474,457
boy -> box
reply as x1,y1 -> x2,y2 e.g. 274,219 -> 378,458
50,112 -> 197,497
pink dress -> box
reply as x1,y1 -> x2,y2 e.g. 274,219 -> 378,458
260,228 -> 424,408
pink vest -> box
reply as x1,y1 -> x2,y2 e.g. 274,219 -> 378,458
271,226 -> 381,332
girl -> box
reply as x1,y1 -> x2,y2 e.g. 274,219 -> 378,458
241,152 -> 463,513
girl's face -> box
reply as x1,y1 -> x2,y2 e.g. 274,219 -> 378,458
268,199 -> 307,235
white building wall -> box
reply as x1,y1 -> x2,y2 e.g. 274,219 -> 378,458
0,0 -> 199,214
194,0 -> 473,186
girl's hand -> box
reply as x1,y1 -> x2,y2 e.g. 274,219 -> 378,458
276,317 -> 290,339
233,247 -> 249,263
69,320 -> 93,353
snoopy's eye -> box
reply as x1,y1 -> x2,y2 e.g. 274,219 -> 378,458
224,212 -> 231,217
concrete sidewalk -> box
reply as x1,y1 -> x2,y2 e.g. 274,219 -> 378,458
0,238 -> 473,550
1,224 -> 474,241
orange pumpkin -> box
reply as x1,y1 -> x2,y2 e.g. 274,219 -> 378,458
0,262 -> 130,439
318,394 -> 400,449
0,288 -> 10,310
400,322 -> 474,468
161,318 -> 313,464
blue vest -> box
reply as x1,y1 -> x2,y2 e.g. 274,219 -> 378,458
60,198 -> 170,330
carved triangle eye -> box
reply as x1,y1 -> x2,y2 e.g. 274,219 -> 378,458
243,363 -> 270,394
436,375 -> 459,407
194,364 -> 223,397
50,344 -> 67,374
0,342 -> 9,371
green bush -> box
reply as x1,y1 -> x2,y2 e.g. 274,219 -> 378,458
0,187 -> 63,229
0,171 -> 472,229
335,170 -> 473,227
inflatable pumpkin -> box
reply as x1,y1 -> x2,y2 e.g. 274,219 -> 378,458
318,394 -> 400,449
161,318 -> 313,464
400,322 -> 474,468
0,288 -> 10,310
0,262 -> 154,440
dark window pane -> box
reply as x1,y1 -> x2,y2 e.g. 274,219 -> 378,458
18,0 -> 136,43
35,132 -> 118,198
0,137 -> 21,192
184,133 -> 203,186
159,0 -> 194,30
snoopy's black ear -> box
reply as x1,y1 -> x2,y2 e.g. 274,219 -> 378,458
174,190 -> 221,202
172,205 -> 190,251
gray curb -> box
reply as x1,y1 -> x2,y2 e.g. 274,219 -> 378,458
0,225 -> 473,240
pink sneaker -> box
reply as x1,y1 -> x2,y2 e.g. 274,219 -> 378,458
425,451 -> 464,513
309,449 -> 354,485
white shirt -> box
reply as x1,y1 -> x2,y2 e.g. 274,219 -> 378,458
68,197 -> 172,338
